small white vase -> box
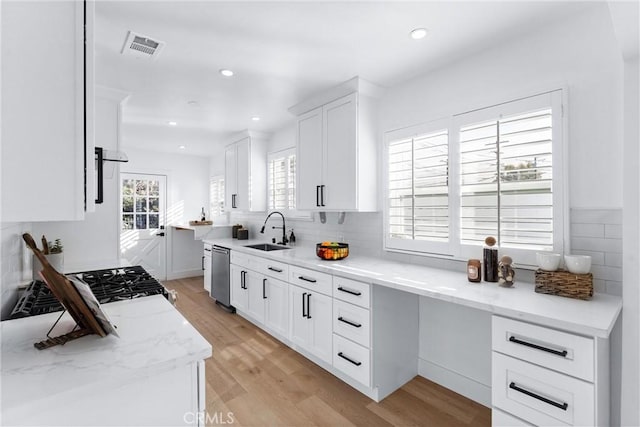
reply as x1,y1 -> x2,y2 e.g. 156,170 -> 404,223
32,253 -> 64,280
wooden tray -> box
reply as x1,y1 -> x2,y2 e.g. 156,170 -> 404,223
534,269 -> 593,300
189,220 -> 213,226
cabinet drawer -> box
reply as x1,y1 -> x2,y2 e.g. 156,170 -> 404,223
492,408 -> 533,426
256,258 -> 289,281
333,334 -> 370,387
333,299 -> 370,348
492,352 -> 594,426
333,276 -> 370,309
289,266 -> 332,296
230,251 -> 253,269
492,316 -> 594,382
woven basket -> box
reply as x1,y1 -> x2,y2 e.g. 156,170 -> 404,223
534,269 -> 593,300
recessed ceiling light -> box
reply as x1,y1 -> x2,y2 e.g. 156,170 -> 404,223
251,116 -> 261,121
179,145 -> 186,150
168,121 -> 177,126
187,100 -> 199,107
219,69 -> 234,77
410,28 -> 428,40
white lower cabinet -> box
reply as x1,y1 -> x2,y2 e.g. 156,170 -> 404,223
264,277 -> 289,337
491,316 -> 607,427
230,264 -> 249,312
289,284 -> 333,364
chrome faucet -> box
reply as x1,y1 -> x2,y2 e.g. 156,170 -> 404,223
260,211 -> 288,245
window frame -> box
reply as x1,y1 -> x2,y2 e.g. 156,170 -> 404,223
267,147 -> 310,218
384,89 -> 567,267
209,175 -> 225,220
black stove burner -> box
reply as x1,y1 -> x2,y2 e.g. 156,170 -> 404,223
10,265 -> 167,319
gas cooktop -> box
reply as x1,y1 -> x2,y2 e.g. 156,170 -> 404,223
10,265 -> 168,319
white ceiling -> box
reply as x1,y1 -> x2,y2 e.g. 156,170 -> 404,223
95,1 -> 599,156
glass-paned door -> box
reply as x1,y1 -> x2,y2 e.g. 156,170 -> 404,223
120,173 -> 167,279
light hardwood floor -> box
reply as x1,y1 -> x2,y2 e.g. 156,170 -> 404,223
165,277 -> 491,427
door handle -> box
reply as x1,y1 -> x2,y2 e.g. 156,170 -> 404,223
316,185 -> 320,207
509,382 -> 568,411
156,232 -> 165,237
337,352 -> 362,366
201,256 -> 205,271
263,278 -> 267,299
320,185 -> 325,207
306,293 -> 312,319
338,317 -> 362,328
337,287 -> 361,296
302,292 -> 307,318
298,276 -> 317,283
241,271 -> 246,289
508,336 -> 568,357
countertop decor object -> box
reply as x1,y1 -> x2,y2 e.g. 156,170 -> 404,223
316,242 -> 349,260
534,269 -> 593,300
564,254 -> 592,274
498,256 -> 515,287
188,220 -> 213,226
536,252 -> 562,271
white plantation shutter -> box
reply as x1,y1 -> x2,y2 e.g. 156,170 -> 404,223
209,176 -> 225,217
458,92 -> 559,254
268,149 -> 296,211
387,121 -> 450,254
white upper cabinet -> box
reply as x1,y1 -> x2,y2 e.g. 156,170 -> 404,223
224,132 -> 267,212
1,0 -> 95,222
294,84 -> 378,211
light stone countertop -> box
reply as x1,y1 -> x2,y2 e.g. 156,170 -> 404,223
204,238 -> 622,338
0,295 -> 212,418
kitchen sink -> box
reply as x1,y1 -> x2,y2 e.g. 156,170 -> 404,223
244,243 -> 291,251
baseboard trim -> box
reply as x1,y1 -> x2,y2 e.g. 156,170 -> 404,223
418,358 -> 491,407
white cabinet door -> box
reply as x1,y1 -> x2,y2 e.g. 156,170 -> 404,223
246,270 -> 266,322
307,291 -> 333,364
296,107 -> 324,210
289,285 -> 333,365
1,1 -> 91,221
264,277 -> 289,338
224,145 -> 237,210
234,137 -> 250,211
230,264 -> 248,312
323,93 -> 358,210
290,285 -> 311,348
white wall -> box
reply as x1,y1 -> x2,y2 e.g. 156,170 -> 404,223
380,3 -> 623,209
31,92 -> 125,268
621,56 -> 640,427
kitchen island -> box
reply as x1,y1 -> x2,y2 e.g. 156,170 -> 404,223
1,295 -> 212,426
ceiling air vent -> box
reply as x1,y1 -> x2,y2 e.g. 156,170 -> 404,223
121,31 -> 165,60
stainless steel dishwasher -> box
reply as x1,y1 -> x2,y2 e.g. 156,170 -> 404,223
210,245 -> 235,312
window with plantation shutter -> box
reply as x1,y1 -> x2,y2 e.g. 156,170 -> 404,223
385,89 -> 565,266
209,176 -> 224,217
459,108 -> 553,250
268,148 -> 296,211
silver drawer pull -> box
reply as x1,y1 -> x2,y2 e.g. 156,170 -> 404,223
268,266 -> 283,273
509,336 -> 568,357
337,352 -> 362,366
338,317 -> 362,328
509,382 -> 568,411
337,286 -> 361,296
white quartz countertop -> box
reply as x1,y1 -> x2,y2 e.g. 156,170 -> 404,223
1,295 -> 212,417
204,238 -> 622,338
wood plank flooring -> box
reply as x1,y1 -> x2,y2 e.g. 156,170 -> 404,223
164,277 -> 491,427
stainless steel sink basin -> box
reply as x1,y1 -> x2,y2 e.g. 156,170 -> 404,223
244,243 -> 291,251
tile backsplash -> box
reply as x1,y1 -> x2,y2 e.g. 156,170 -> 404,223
570,208 -> 623,296
232,208 -> 623,296
1,222 -> 31,320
